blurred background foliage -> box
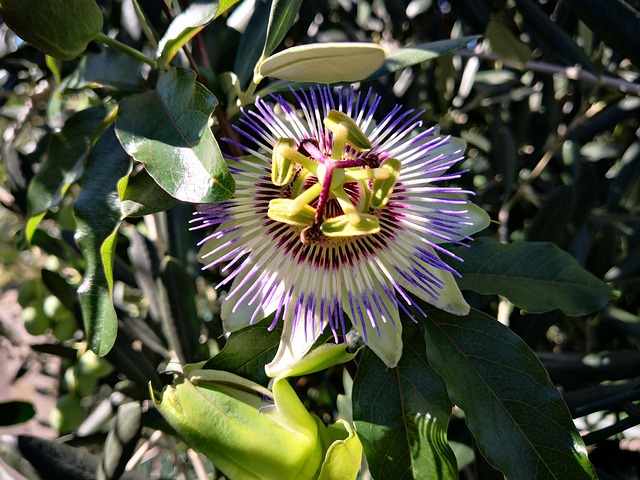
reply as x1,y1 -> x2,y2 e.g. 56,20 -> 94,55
0,0 -> 639,478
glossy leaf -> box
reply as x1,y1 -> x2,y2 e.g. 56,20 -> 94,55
25,106 -> 110,243
353,322 -> 458,480
0,0 -> 103,60
74,127 -> 131,356
449,238 -> 616,315
157,0 -> 241,68
116,67 -> 235,203
422,307 -> 597,480
258,43 -> 386,83
119,168 -> 178,218
204,322 -> 282,387
369,36 -> 481,78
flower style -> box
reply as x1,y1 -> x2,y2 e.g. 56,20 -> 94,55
192,85 -> 489,375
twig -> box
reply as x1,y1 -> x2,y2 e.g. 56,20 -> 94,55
455,49 -> 640,96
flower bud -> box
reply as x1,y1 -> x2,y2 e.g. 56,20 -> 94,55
152,369 -> 323,480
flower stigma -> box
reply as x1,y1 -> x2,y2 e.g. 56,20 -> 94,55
267,109 -> 398,245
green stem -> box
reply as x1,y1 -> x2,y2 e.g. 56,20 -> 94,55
95,32 -> 157,69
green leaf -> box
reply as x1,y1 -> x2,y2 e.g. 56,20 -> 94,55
422,308 -> 597,480
369,36 -> 481,79
564,0 -> 640,68
258,0 -> 303,71
449,238 -> 616,315
25,106 -> 110,243
116,67 -> 235,203
157,0 -> 241,68
234,0 -> 272,87
353,322 -> 458,480
0,401 -> 36,426
204,322 -> 282,387
485,15 -> 531,65
119,168 -> 178,218
0,0 -> 103,60
74,127 -> 132,356
257,43 -> 386,83
158,256 -> 203,364
98,402 -> 142,480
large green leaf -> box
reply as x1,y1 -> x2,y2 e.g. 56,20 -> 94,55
116,67 -> 234,203
74,127 -> 132,356
25,105 -> 110,243
204,322 -> 282,387
156,0 -> 241,68
352,322 -> 458,480
422,308 -> 597,480
369,36 -> 481,79
449,238 -> 616,315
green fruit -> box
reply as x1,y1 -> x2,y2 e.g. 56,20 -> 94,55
42,295 -> 63,318
51,314 -> 78,342
0,0 -> 103,60
64,365 -> 98,398
17,279 -> 44,307
22,305 -> 50,336
50,394 -> 84,433
78,350 -> 113,379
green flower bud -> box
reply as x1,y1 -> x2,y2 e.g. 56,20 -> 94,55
0,0 -> 103,60
151,369 -> 323,480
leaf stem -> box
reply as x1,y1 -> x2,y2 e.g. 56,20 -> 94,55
95,32 -> 157,69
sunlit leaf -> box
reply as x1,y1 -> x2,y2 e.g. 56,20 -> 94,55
74,127 -> 131,356
119,168 -> 177,218
422,307 -> 597,480
204,322 -> 282,387
353,322 -> 458,480
116,67 -> 234,203
449,238 -> 616,315
157,0 -> 242,68
259,0 -> 303,68
258,43 -> 386,83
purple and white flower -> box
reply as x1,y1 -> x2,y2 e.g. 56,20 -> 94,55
192,85 -> 489,376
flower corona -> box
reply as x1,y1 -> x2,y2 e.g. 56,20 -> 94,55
192,85 -> 489,374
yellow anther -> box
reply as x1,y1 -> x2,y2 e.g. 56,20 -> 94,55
371,158 -> 401,209
271,139 -> 296,186
320,214 -> 380,237
323,110 -> 372,158
267,199 -> 316,227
